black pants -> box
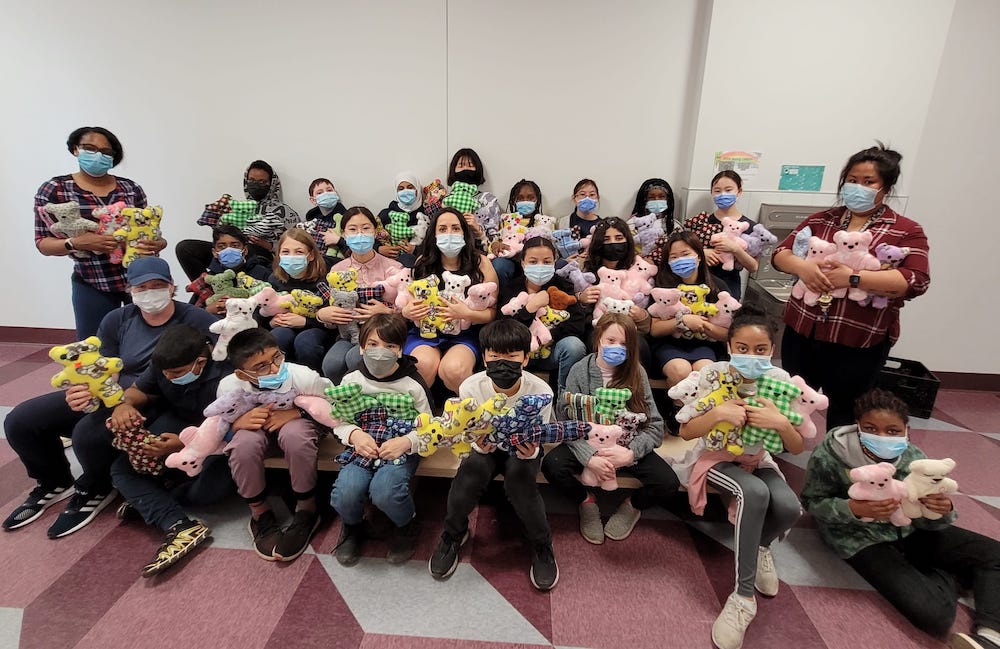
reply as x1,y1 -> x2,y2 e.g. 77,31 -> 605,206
846,526 -> 1000,637
541,443 -> 681,510
780,325 -> 890,428
444,449 -> 550,545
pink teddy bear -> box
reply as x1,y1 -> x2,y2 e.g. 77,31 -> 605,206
487,229 -> 525,260
848,462 -> 911,526
647,287 -> 691,320
790,237 -> 838,306
832,230 -> 881,302
580,423 -> 624,490
709,291 -> 742,327
378,266 -> 409,307
255,287 -> 295,317
461,281 -> 498,330
623,257 -> 658,307
596,267 -> 630,301
709,217 -> 750,270
500,291 -> 533,317
789,376 -> 828,439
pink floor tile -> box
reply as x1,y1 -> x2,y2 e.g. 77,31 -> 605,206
264,558 -> 364,649
359,635 -> 549,648
907,430 -> 1000,497
0,365 -> 60,407
931,391 -> 1000,433
741,588 -> 827,649
0,344 -> 48,365
947,494 -> 1000,540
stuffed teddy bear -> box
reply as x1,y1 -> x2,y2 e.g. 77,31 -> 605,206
330,290 -> 360,343
166,418 -> 228,476
740,223 -> 779,258
532,214 -> 557,231
115,206 -> 163,267
678,284 -> 718,317
709,291 -> 742,328
325,382 -> 379,425
742,374 -> 804,453
439,397 -> 493,456
205,269 -> 252,305
439,271 -> 472,334
220,200 -> 258,229
327,268 -> 359,292
501,291 -> 533,317
709,217 -> 750,270
647,288 -> 690,320
902,458 -> 958,520
676,363 -> 744,454
529,306 -> 571,360
832,230 -> 881,302
442,181 -> 478,214
667,370 -> 701,406
475,192 -> 502,239
461,281 -> 498,330
45,202 -> 100,258
410,212 -> 430,247
552,228 -> 581,259
288,289 -> 324,319
487,228 -> 525,260
848,462 -> 911,526
209,296 -> 259,361
413,412 -> 452,457
407,274 -> 447,338
596,267 -> 630,300
509,420 -> 590,449
613,410 -> 648,447
790,237 -> 839,306
622,257 -> 657,306
862,243 -> 912,309
630,213 -> 666,255
422,179 -> 447,217
255,286 -> 295,317
593,387 -> 632,420
385,210 -> 414,246
50,337 -> 125,413
197,193 -> 232,228
109,421 -> 164,475
555,259 -> 596,294
337,405 -> 416,469
580,423 -> 625,490
482,394 -> 551,452
92,201 -> 130,263
592,296 -> 634,325
378,266 -> 407,307
789,376 -> 828,439
235,272 -> 271,296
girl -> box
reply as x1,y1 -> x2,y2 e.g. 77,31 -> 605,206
542,313 -> 678,545
376,172 -> 426,267
446,148 -> 495,247
491,178 -> 545,285
802,389 -> 1000,647
673,309 -> 803,649
403,207 -> 499,393
497,236 -> 587,395
629,177 -> 676,225
557,178 -> 602,237
772,143 -> 930,428
265,228 -> 333,373
300,177 -> 348,262
684,170 -> 759,299
319,207 -> 402,382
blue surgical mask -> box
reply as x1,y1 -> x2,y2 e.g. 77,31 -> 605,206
346,234 -> 375,255
523,263 -> 555,286
841,183 -> 879,212
668,256 -> 698,277
859,431 -> 909,460
397,188 -> 418,206
601,344 -> 627,367
169,360 -> 203,386
218,247 -> 244,268
256,362 -> 289,390
279,255 -> 308,277
729,353 -> 773,380
713,192 -> 738,209
78,149 -> 113,177
577,197 -> 598,213
645,199 -> 668,215
436,233 -> 465,258
316,191 -> 340,210
515,201 -> 536,216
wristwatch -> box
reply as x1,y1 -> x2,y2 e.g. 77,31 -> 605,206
64,238 -> 74,251
849,273 -> 861,288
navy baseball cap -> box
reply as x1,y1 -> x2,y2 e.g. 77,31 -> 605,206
126,257 -> 174,286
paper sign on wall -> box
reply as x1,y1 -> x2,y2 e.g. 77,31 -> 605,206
779,165 -> 824,191
714,150 -> 762,179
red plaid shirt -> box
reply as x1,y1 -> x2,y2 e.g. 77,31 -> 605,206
34,175 -> 148,293
772,206 -> 930,347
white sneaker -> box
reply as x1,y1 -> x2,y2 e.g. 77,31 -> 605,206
754,546 -> 779,597
712,592 -> 757,649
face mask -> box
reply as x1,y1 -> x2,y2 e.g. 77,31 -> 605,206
523,263 -> 555,286
713,192 -> 738,209
316,191 -> 340,210
601,344 -> 627,367
279,255 -> 309,277
132,288 -> 172,314
256,362 -> 289,390
246,180 -> 269,201
859,431 -> 909,460
515,201 -> 536,216
78,149 -> 114,177
397,189 -> 418,206
841,183 -> 879,212
603,242 -> 629,262
729,353 -> 774,380
346,234 -> 375,255
363,347 -> 399,379
436,233 -> 465,258
168,360 -> 203,386
577,197 -> 598,213
453,169 -> 478,185
486,359 -> 523,390
668,256 -> 698,277
646,199 -> 668,215
218,247 -> 245,268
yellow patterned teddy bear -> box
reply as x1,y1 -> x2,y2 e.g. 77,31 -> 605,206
407,274 -> 448,338
326,268 -> 359,293
678,283 -> 718,317
115,206 -> 163,267
439,397 -> 492,456
50,337 -> 125,413
289,289 -> 324,319
676,363 -> 743,454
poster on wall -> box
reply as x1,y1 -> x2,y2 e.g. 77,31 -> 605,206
779,164 -> 825,191
713,150 -> 762,179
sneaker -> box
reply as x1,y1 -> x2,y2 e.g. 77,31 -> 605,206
579,501 -> 604,544
529,542 -> 559,591
60,436 -> 73,448
428,530 -> 469,580
712,592 -> 757,649
116,501 -> 141,524
951,633 -> 1000,649
141,519 -> 210,577
2,484 -> 74,531
386,517 -> 420,564
273,509 -> 320,562
248,510 -> 282,561
334,522 -> 366,567
754,546 -> 779,597
46,489 -> 117,538
604,499 -> 641,541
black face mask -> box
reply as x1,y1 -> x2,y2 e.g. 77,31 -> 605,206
602,242 -> 629,262
246,180 -> 269,201
485,359 -> 523,390
453,169 -> 478,185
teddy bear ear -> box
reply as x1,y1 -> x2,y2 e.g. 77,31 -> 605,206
942,458 -> 956,470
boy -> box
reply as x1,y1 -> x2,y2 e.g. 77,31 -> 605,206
429,319 -> 558,591
190,224 -> 272,314
107,324 -> 234,576
331,313 -> 433,566
298,177 -> 349,262
221,328 -> 333,562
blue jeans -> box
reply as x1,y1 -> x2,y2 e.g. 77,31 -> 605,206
71,275 -> 128,340
331,457 -> 419,527
491,257 -> 518,287
271,327 -> 334,374
527,336 -> 587,395
322,339 -> 362,382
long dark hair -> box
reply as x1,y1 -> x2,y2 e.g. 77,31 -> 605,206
653,230 -> 718,292
838,141 -> 903,195
413,207 -> 485,284
447,148 -> 486,186
584,217 -> 637,274
593,313 -> 648,415
629,178 -> 675,223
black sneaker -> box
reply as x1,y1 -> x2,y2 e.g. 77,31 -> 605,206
116,501 -> 141,524
428,530 -> 469,580
334,522 -> 366,567
248,510 -> 282,561
46,489 -> 117,538
273,509 -> 320,562
529,542 -> 559,591
386,517 -> 420,564
141,519 -> 210,577
2,485 -> 74,531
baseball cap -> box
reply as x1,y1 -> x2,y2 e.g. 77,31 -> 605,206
126,257 -> 174,286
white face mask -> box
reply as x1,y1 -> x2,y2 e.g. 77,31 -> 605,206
132,288 -> 172,314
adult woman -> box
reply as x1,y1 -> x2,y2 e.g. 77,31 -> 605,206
772,143 -> 929,428
34,126 -> 165,338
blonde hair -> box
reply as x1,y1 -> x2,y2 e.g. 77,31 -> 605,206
272,228 -> 325,283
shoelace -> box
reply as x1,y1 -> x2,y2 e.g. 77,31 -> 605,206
759,549 -> 775,574
724,598 -> 754,628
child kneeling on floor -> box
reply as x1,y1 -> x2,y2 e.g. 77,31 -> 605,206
331,313 -> 434,566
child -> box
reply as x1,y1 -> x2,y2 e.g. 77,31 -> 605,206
802,389 -> 1000,647
629,177 -> 676,225
543,313 -> 678,544
673,309 -> 803,649
376,172 -> 426,267
221,328 -> 333,562
446,148 -> 495,249
299,177 -> 349,262
429,319 -> 558,591
556,178 -> 602,236
330,313 -> 433,566
107,324 -> 234,576
490,178 -> 545,284
192,225 -> 271,314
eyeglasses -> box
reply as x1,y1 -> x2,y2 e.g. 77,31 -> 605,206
78,143 -> 116,157
243,350 -> 285,377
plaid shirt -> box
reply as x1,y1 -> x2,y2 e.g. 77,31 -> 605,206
773,206 -> 930,347
34,175 -> 148,293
